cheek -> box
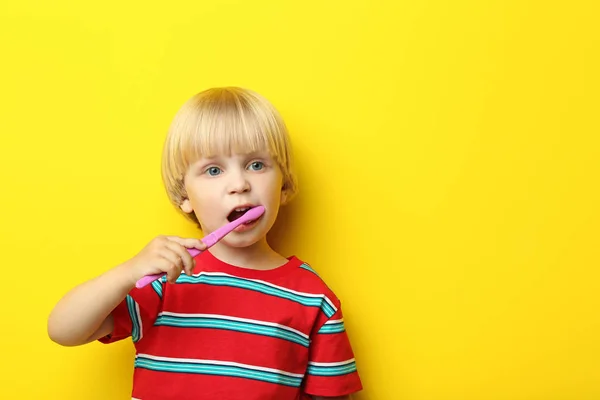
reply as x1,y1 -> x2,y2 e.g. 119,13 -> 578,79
264,183 -> 282,205
187,182 -> 214,205
193,194 -> 218,214
186,189 -> 215,217
192,199 -> 222,230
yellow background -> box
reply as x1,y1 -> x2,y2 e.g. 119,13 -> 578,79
1,0 -> 599,399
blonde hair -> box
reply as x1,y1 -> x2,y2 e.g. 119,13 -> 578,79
161,87 -> 298,226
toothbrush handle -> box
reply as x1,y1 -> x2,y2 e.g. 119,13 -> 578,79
135,247 -> 203,289
133,214 -> 251,289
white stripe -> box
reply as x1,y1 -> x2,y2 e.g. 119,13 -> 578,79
324,318 -> 344,325
196,271 -> 338,313
308,358 -> 356,367
158,311 -> 309,339
136,353 -> 305,378
134,301 -> 143,341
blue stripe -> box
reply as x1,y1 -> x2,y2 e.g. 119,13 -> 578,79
126,295 -> 141,342
318,322 -> 346,334
154,315 -> 309,347
135,357 -> 303,387
176,273 -> 336,318
151,280 -> 163,299
299,263 -> 319,276
307,361 -> 357,377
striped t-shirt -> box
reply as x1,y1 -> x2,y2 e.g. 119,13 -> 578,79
100,250 -> 362,399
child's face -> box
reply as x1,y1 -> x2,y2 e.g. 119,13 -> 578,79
180,150 -> 286,248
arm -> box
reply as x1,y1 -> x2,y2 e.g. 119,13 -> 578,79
47,236 -> 205,346
47,262 -> 136,346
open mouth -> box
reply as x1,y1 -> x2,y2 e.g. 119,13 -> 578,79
227,206 -> 258,224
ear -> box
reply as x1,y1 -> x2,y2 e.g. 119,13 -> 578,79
280,187 -> 288,205
180,198 -> 194,213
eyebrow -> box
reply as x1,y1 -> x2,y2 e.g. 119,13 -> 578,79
245,151 -> 270,158
194,151 -> 270,166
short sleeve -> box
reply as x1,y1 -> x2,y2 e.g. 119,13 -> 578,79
98,278 -> 165,344
303,304 -> 363,397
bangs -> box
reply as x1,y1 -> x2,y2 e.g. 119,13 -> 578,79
166,88 -> 287,180
181,99 -> 280,163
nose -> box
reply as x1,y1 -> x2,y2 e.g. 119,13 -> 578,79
227,169 -> 250,194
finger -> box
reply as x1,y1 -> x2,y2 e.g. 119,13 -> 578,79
158,247 -> 183,268
157,255 -> 182,284
157,249 -> 184,281
164,240 -> 195,276
166,236 -> 207,251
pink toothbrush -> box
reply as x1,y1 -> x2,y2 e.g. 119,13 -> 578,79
135,206 -> 265,288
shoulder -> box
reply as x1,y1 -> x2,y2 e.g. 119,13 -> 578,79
287,256 -> 341,307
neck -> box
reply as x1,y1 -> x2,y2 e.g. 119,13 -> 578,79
209,238 -> 287,270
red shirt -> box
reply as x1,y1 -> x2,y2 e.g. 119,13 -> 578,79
100,251 -> 362,399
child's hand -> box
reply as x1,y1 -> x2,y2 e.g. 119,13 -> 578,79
125,236 -> 207,285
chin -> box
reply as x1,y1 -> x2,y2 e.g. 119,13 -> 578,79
231,224 -> 272,247
223,236 -> 263,249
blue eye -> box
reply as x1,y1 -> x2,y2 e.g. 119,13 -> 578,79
206,167 -> 222,176
249,161 -> 264,171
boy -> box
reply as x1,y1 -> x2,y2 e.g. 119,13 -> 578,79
48,87 -> 362,399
